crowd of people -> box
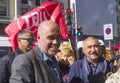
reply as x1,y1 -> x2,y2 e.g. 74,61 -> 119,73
0,20 -> 120,83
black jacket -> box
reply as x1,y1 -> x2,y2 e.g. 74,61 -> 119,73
0,48 -> 23,83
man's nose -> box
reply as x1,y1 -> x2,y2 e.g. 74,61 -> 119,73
91,47 -> 96,51
53,39 -> 60,44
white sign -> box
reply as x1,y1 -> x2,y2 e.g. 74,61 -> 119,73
103,24 -> 113,40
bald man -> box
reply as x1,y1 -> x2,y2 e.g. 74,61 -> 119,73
10,20 -> 63,83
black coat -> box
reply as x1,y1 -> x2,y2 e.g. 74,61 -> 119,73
0,48 -> 23,83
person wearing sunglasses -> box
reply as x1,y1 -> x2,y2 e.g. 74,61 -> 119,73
0,29 -> 34,83
18,34 -> 35,52
9,20 -> 63,83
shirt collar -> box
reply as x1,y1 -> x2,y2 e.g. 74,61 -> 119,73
42,52 -> 49,61
86,57 -> 98,67
37,45 -> 51,61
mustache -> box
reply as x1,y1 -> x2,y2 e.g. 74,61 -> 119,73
51,44 -> 60,48
89,51 -> 98,55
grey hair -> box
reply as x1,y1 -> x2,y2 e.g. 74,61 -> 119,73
17,29 -> 34,38
83,37 -> 99,48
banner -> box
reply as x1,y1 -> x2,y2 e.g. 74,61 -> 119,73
5,1 -> 69,50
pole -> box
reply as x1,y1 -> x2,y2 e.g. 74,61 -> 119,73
72,3 -> 79,60
68,0 -> 70,8
15,0 -> 18,19
108,40 -> 111,49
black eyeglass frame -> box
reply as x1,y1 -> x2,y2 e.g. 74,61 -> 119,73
19,38 -> 35,42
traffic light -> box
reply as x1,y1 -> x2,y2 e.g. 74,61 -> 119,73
77,26 -> 82,37
66,8 -> 72,25
77,31 -> 82,36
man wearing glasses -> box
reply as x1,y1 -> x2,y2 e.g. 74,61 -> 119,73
0,29 -> 35,83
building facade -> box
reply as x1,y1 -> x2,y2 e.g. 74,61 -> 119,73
0,0 -> 51,36
1,0 -> 120,43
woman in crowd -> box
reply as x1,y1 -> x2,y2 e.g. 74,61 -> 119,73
105,49 -> 115,62
57,48 -> 76,83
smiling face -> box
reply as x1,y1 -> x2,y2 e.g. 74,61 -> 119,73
83,37 -> 100,62
37,21 -> 61,58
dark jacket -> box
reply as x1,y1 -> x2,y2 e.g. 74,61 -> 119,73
0,48 -> 23,83
10,47 -> 62,83
59,60 -> 70,83
68,56 -> 111,83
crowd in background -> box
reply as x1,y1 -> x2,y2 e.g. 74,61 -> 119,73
0,20 -> 120,83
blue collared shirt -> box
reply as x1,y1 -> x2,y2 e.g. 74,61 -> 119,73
87,60 -> 98,75
37,45 -> 61,83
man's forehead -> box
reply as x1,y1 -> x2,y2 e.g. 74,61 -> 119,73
84,39 -> 98,44
83,40 -> 99,47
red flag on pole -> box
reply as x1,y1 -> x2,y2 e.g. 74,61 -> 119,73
4,2 -> 69,51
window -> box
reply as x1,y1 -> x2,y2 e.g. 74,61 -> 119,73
22,0 -> 27,4
0,24 -> 8,36
36,0 -> 40,6
22,8 -> 28,15
0,7 -> 7,16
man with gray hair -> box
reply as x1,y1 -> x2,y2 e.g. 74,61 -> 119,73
0,29 -> 35,83
68,37 -> 112,83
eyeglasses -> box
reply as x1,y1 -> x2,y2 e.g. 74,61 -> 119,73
20,38 -> 35,42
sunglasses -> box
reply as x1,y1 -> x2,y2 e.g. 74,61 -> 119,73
20,38 -> 35,42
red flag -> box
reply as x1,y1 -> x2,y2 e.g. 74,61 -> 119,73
4,1 -> 69,51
